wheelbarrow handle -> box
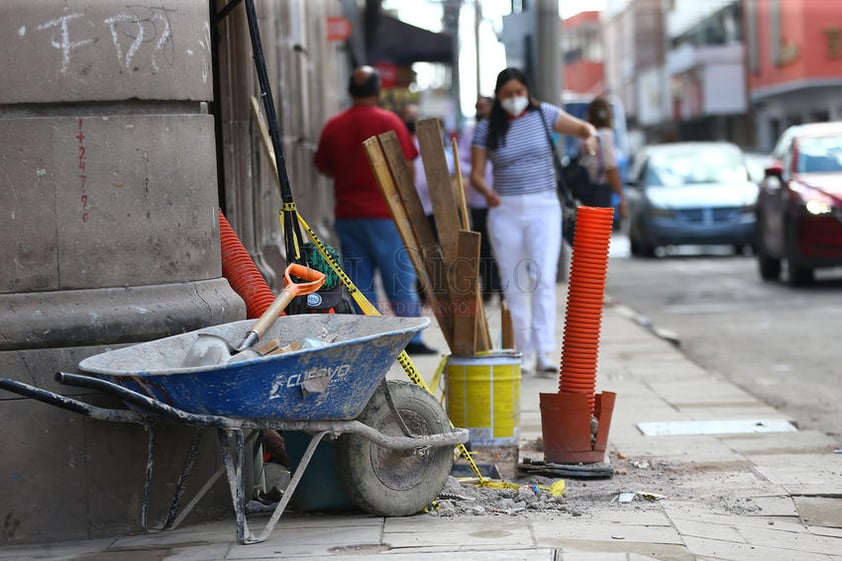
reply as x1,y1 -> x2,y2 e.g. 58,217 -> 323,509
237,263 -> 325,351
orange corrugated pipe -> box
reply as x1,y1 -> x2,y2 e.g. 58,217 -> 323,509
558,206 -> 615,413
218,210 -> 276,319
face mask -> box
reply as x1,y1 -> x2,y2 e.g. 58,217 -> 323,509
501,96 -> 529,117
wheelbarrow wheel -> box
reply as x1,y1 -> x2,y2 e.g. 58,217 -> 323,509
337,380 -> 453,516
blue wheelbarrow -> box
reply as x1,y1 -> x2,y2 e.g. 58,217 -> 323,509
0,314 -> 467,544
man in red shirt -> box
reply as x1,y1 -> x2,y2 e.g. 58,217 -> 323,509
314,66 -> 436,354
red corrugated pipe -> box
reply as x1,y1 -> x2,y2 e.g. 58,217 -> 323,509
218,210 -> 276,319
558,206 -> 615,413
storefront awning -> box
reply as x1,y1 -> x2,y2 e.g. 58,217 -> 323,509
367,15 -> 454,65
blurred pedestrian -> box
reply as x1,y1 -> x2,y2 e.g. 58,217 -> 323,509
314,66 -> 436,355
470,67 -> 598,373
458,96 -> 502,303
580,95 -> 627,219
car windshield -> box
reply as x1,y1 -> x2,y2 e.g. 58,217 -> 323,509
646,148 -> 746,186
797,135 -> 842,173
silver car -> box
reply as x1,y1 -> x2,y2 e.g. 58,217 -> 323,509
625,142 -> 758,257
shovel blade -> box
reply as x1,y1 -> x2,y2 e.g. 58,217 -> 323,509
181,333 -> 235,368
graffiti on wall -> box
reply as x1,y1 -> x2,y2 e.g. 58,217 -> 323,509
24,5 -> 209,82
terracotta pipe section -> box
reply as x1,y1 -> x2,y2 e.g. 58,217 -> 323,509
558,206 -> 615,413
219,210 -> 276,319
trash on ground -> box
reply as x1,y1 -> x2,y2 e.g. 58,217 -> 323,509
615,490 -> 667,503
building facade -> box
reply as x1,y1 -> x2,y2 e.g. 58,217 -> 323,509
593,0 -> 842,152
745,0 -> 842,151
0,0 -> 345,543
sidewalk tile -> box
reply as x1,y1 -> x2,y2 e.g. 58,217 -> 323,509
664,503 -> 802,532
225,521 -> 383,559
721,431 -> 841,454
647,379 -> 758,406
267,549 -> 555,561
669,517 -> 745,542
750,453 -> 842,486
0,539 -> 115,561
736,523 -> 842,556
611,435 -> 746,463
383,516 -> 533,549
112,520 -> 233,547
682,535 -> 835,561
532,515 -> 684,545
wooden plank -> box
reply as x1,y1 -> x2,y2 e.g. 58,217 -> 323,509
417,118 -> 462,263
474,290 -> 492,352
501,298 -> 514,350
449,135 -> 493,352
370,132 -> 455,348
450,230 -> 481,355
450,137 -> 471,230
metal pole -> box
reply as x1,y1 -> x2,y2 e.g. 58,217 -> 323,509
535,0 -> 562,106
475,0 -> 482,96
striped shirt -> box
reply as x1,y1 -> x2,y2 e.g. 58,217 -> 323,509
472,102 -> 561,196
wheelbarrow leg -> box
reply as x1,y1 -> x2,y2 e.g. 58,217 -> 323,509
140,425 -> 156,531
218,428 -> 250,544
217,427 -> 331,545
159,427 -> 204,530
246,430 -> 329,544
140,426 -> 238,533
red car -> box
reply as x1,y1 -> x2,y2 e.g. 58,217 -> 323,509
756,122 -> 842,285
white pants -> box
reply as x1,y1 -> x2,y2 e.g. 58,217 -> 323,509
487,190 -> 561,355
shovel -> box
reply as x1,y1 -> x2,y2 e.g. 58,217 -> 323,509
182,263 -> 325,368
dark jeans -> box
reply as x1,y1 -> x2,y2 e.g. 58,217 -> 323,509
578,183 -> 613,208
334,218 -> 425,345
470,207 -> 502,297
579,184 -> 614,207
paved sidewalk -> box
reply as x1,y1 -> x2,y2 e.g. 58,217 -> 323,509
3,286 -> 841,560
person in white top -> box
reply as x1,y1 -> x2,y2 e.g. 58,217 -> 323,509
470,68 -> 598,374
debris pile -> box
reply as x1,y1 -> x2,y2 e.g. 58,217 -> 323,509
428,476 -> 568,517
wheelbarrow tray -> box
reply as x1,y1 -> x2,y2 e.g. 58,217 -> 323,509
78,314 -> 429,421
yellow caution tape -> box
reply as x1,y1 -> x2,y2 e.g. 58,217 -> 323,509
479,480 -> 521,491
428,354 -> 448,397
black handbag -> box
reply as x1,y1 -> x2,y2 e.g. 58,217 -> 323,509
540,109 -> 579,245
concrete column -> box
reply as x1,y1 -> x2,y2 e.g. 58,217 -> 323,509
0,0 -> 244,542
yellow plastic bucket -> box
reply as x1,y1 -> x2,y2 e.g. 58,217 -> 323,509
446,351 -> 522,447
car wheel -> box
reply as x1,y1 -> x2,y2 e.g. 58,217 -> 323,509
734,244 -> 754,256
629,235 -> 641,256
785,228 -> 814,286
788,264 -> 814,286
630,236 -> 656,258
629,222 -> 656,258
756,239 -> 781,281
336,381 -> 453,516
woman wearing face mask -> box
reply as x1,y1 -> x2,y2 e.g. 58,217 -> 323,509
470,67 -> 598,374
